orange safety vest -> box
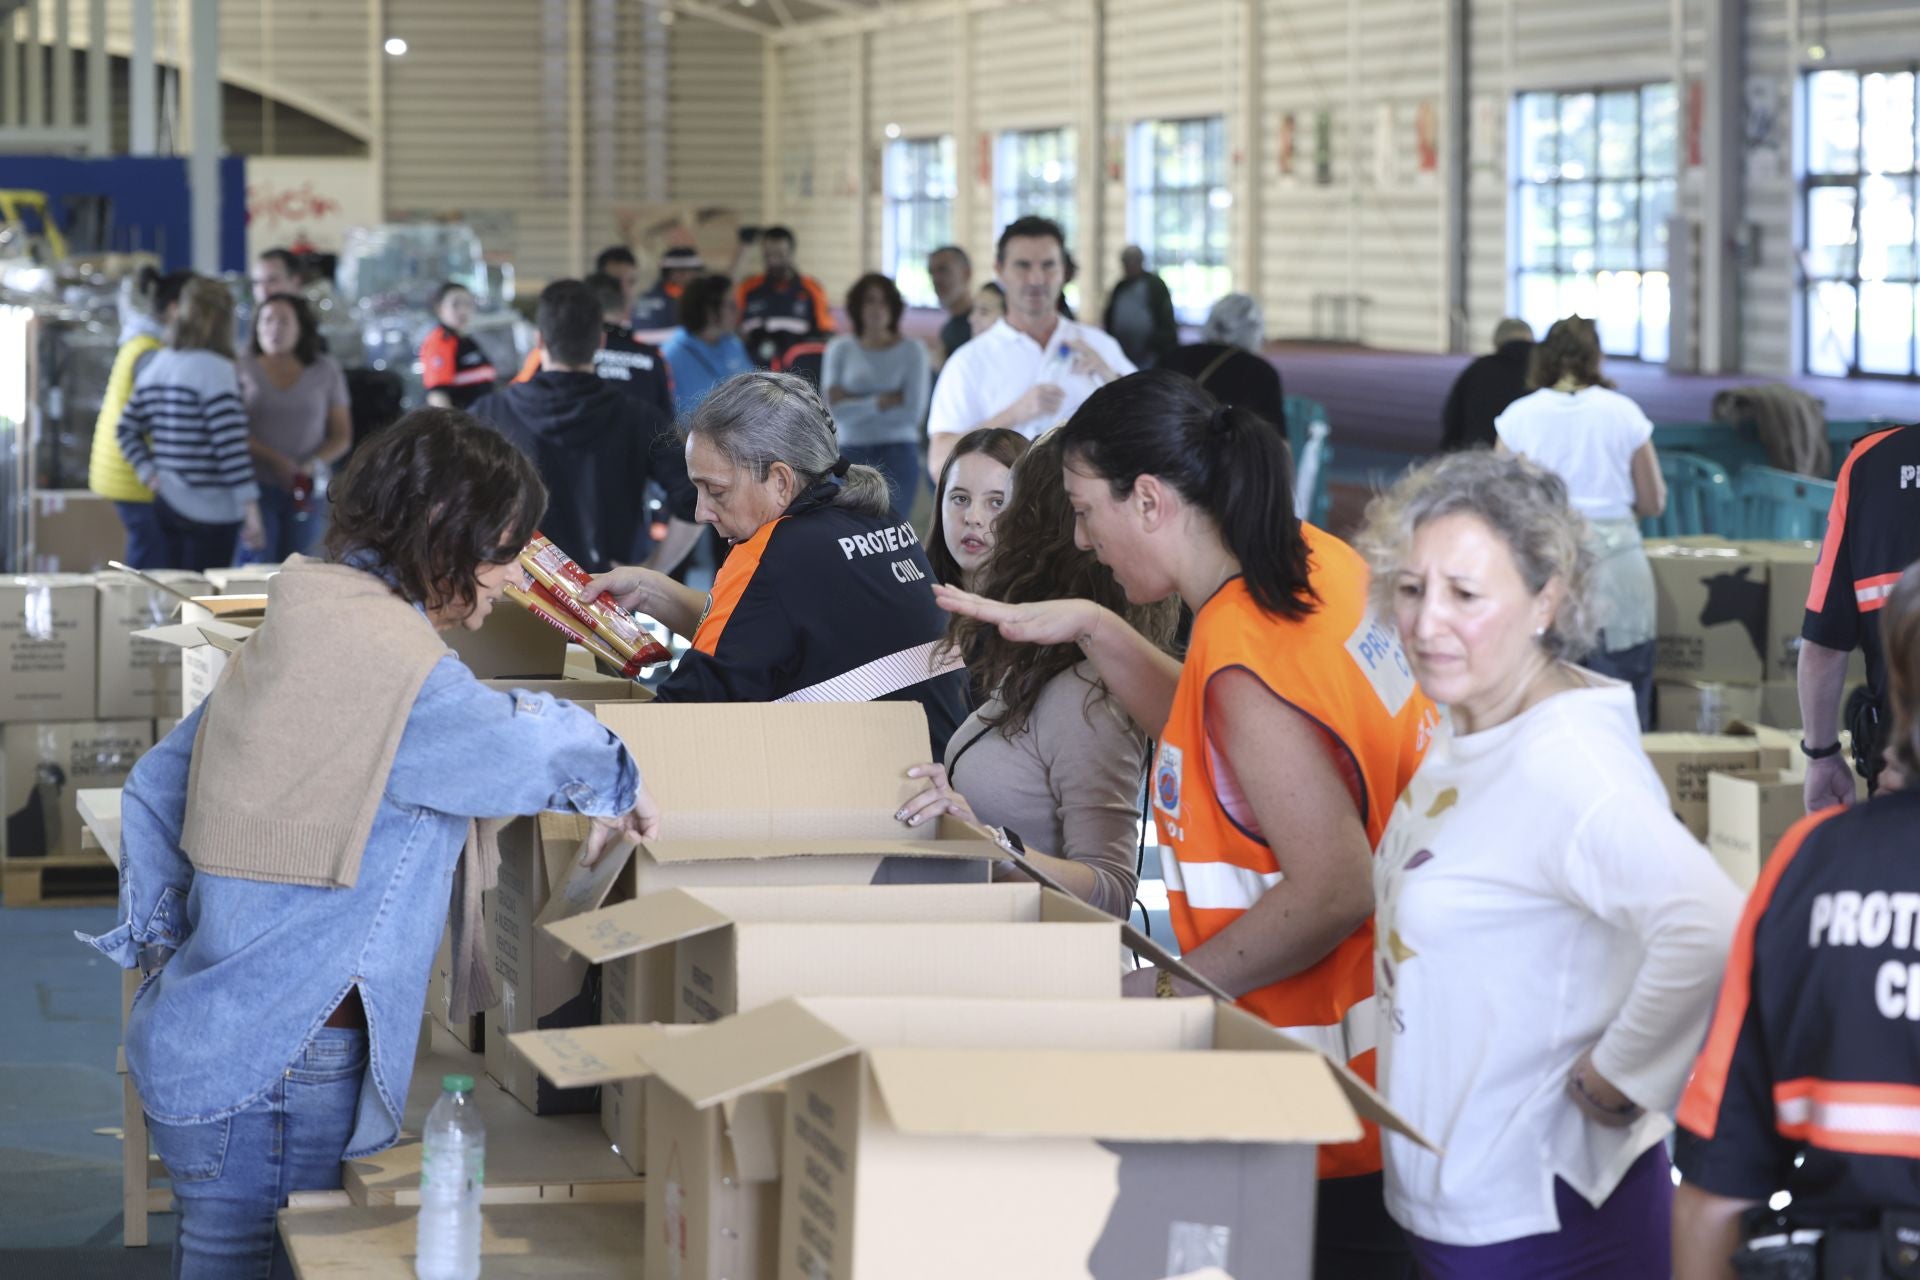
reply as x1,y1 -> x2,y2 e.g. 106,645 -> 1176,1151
1152,524 -> 1437,1179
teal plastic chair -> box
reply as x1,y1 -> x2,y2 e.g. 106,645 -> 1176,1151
1283,395 -> 1334,527
1642,451 -> 1736,539
1734,466 -> 1837,541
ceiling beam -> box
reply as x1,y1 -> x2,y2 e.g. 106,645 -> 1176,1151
768,0 -> 797,27
667,0 -> 775,37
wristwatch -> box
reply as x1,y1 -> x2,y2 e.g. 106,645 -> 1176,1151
1801,738 -> 1843,760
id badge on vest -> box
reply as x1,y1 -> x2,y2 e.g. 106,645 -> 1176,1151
1153,741 -> 1186,843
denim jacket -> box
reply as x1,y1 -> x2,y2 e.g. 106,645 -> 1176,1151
78,654 -> 639,1158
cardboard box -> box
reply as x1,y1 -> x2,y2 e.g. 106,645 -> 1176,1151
445,598 -> 568,679
1759,680 -> 1802,731
1656,681 -> 1762,734
28,490 -> 124,574
1642,727 -> 1794,840
478,676 -> 655,703
554,701 -> 1001,1176
0,576 -> 100,723
484,816 -> 600,1116
1707,769 -> 1806,890
3,719 -> 153,859
427,919 -> 486,1052
515,995 -> 1426,1280
95,570 -> 213,720
131,594 -> 268,719
1755,541 -> 1869,687
546,882 -> 1124,1024
203,565 -> 282,595
1649,542 -> 1769,684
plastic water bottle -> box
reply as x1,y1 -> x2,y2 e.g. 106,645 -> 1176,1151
415,1074 -> 485,1280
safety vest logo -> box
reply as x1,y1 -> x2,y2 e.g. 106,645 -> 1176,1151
1153,742 -> 1183,819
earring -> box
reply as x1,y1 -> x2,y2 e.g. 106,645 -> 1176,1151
1533,626 -> 1547,639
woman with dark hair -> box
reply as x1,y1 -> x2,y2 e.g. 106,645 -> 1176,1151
1673,562 -> 1920,1280
661,273 -> 753,418
117,277 -> 267,570
81,407 -> 660,1279
897,432 -> 1179,915
592,371 -> 968,755
419,281 -> 498,411
1494,315 -> 1667,727
969,282 -> 1006,337
239,291 -> 353,563
938,369 -> 1437,1279
925,426 -> 1030,588
823,272 -> 929,517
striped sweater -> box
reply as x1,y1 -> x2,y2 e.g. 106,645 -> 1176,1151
117,349 -> 261,525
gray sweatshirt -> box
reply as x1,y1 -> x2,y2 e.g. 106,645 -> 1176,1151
822,335 -> 930,447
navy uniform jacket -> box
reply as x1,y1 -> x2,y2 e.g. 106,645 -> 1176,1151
1677,788 -> 1920,1222
653,482 -> 967,758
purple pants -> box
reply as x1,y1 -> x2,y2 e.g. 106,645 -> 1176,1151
1408,1144 -> 1673,1280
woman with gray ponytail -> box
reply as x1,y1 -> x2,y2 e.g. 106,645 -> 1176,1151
592,371 -> 968,754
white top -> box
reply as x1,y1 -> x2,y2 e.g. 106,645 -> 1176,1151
1494,386 -> 1654,520
1373,680 -> 1741,1246
926,317 -> 1136,441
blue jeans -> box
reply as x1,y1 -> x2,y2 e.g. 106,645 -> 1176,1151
239,484 -> 325,565
116,500 -> 169,570
137,493 -> 241,573
842,442 -> 922,520
149,1028 -> 366,1280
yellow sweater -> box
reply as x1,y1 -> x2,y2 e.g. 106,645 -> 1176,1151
88,333 -> 162,503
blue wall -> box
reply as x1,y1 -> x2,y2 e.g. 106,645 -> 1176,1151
0,155 -> 247,272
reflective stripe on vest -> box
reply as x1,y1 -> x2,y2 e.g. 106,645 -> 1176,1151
1158,855 -> 1285,910
1277,993 -> 1381,1065
1775,1078 -> 1920,1159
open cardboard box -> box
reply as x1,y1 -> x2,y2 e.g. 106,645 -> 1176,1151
512,995 -> 1429,1280
1642,722 -> 1797,840
535,701 -> 1003,1171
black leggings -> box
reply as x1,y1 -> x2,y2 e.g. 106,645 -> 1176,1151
1316,1172 -> 1415,1280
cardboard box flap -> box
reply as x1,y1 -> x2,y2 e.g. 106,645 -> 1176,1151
645,999 -> 866,1109
541,888 -> 738,962
533,840 -> 638,928
720,1091 -> 786,1183
538,811 -> 1000,866
866,1047 -> 1362,1145
505,1023 -> 686,1088
800,994 -> 1220,1053
182,593 -> 269,619
592,702 -> 940,842
132,620 -> 258,651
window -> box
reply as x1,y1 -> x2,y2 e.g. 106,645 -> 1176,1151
1126,117 -> 1231,324
1803,67 -> 1920,377
882,136 -> 957,309
995,128 -> 1077,245
1513,84 -> 1678,363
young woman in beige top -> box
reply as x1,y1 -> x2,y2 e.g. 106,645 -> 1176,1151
896,431 -> 1180,916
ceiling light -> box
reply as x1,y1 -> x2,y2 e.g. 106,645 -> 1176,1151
884,123 -> 901,139
383,37 -> 408,56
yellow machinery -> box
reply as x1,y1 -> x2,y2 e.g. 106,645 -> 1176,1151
0,190 -> 70,264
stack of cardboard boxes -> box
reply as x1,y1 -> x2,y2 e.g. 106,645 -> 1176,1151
1642,538 -> 1872,892
457,699 -> 1425,1280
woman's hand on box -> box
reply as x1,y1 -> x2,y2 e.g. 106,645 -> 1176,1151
897,763 -> 977,830
581,784 -> 662,867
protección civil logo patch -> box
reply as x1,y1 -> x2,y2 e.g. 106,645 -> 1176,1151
1153,742 -> 1183,819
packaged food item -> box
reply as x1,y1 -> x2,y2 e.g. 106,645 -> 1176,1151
507,534 -> 671,677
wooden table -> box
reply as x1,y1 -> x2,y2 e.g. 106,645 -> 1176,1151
346,1021 -> 643,1207
75,788 -> 169,1249
279,1202 -> 642,1279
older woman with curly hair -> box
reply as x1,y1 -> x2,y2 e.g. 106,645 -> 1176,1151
1356,449 -> 1740,1280
896,430 -> 1179,916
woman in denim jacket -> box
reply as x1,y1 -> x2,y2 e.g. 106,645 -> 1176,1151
82,408 -> 661,1279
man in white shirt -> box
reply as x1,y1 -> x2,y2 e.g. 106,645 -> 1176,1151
925,216 -> 1135,481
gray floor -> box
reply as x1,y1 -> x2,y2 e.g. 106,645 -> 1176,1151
0,900 -> 174,1276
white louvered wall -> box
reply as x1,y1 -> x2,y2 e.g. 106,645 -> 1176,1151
767,33 -> 863,300
668,20 -> 766,217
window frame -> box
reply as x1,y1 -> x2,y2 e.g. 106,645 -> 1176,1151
881,134 -> 958,310
1799,64 -> 1920,379
1125,115 -> 1232,325
1510,82 -> 1678,364
993,126 -> 1078,247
